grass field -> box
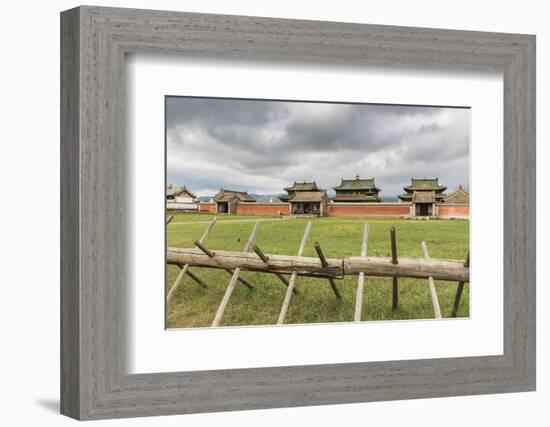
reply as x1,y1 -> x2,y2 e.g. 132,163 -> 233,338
166,213 -> 470,328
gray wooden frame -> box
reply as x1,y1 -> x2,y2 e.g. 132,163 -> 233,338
61,6 -> 536,420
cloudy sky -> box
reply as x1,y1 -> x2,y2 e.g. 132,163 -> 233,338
166,97 -> 470,199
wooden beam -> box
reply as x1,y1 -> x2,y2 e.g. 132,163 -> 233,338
211,222 -> 260,327
253,244 -> 297,294
167,249 -> 470,282
224,269 -> 255,289
166,217 -> 217,306
314,242 -> 342,299
186,269 -> 208,289
354,224 -> 369,321
421,241 -> 442,319
390,227 -> 398,311
451,252 -> 470,317
277,222 -> 312,325
195,237 -> 254,289
194,240 -> 215,258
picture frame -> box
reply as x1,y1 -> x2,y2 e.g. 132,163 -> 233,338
60,5 -> 535,420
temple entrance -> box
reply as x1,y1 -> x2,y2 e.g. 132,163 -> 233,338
415,203 -> 432,217
291,202 -> 321,215
217,202 -> 229,214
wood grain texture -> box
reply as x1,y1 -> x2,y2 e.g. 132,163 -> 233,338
166,249 -> 470,282
60,7 -> 80,419
60,6 -> 536,420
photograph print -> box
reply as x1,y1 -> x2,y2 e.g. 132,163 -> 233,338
165,96 -> 470,329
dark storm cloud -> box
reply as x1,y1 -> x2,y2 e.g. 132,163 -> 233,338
166,97 -> 470,197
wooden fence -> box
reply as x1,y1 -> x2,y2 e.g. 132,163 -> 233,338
166,217 -> 469,326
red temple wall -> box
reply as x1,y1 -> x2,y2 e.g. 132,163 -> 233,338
198,202 -> 468,218
328,203 -> 411,217
198,203 -> 216,213
235,203 -> 290,215
438,205 -> 470,219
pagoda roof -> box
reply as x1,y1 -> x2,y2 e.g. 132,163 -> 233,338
213,189 -> 256,202
404,178 -> 447,192
288,191 -> 327,203
332,193 -> 381,202
333,175 -> 380,191
413,191 -> 436,203
284,181 -> 321,192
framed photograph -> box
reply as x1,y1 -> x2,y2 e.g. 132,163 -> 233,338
61,6 -> 535,420
163,96 -> 471,330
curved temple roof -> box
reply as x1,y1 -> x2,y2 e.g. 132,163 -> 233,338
288,191 -> 327,203
213,189 -> 256,202
403,178 -> 447,192
284,181 -> 322,192
333,175 -> 380,191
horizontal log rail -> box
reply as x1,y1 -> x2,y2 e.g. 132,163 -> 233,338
167,247 -> 469,283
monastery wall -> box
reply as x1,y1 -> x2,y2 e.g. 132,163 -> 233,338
328,202 -> 411,217
235,203 -> 289,215
438,204 -> 470,219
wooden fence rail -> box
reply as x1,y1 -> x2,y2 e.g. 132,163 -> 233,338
167,249 -> 469,282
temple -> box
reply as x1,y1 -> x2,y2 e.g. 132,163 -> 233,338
398,178 -> 447,217
332,175 -> 381,202
279,181 -> 321,202
213,189 -> 255,214
280,181 -> 327,216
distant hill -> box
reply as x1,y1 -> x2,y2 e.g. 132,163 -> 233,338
255,195 -> 284,203
197,196 -> 214,203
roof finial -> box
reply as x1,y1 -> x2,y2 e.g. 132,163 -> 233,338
355,174 -> 360,180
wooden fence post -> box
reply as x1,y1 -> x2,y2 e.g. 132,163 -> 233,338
195,237 -> 254,289
211,222 -> 260,327
185,269 -> 208,289
277,222 -> 312,325
451,252 -> 470,317
253,244 -> 297,294
354,224 -> 369,321
390,227 -> 399,311
420,241 -> 442,319
225,270 -> 255,289
314,242 -> 342,299
166,217 -> 217,306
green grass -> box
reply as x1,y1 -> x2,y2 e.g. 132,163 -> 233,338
166,215 -> 469,328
